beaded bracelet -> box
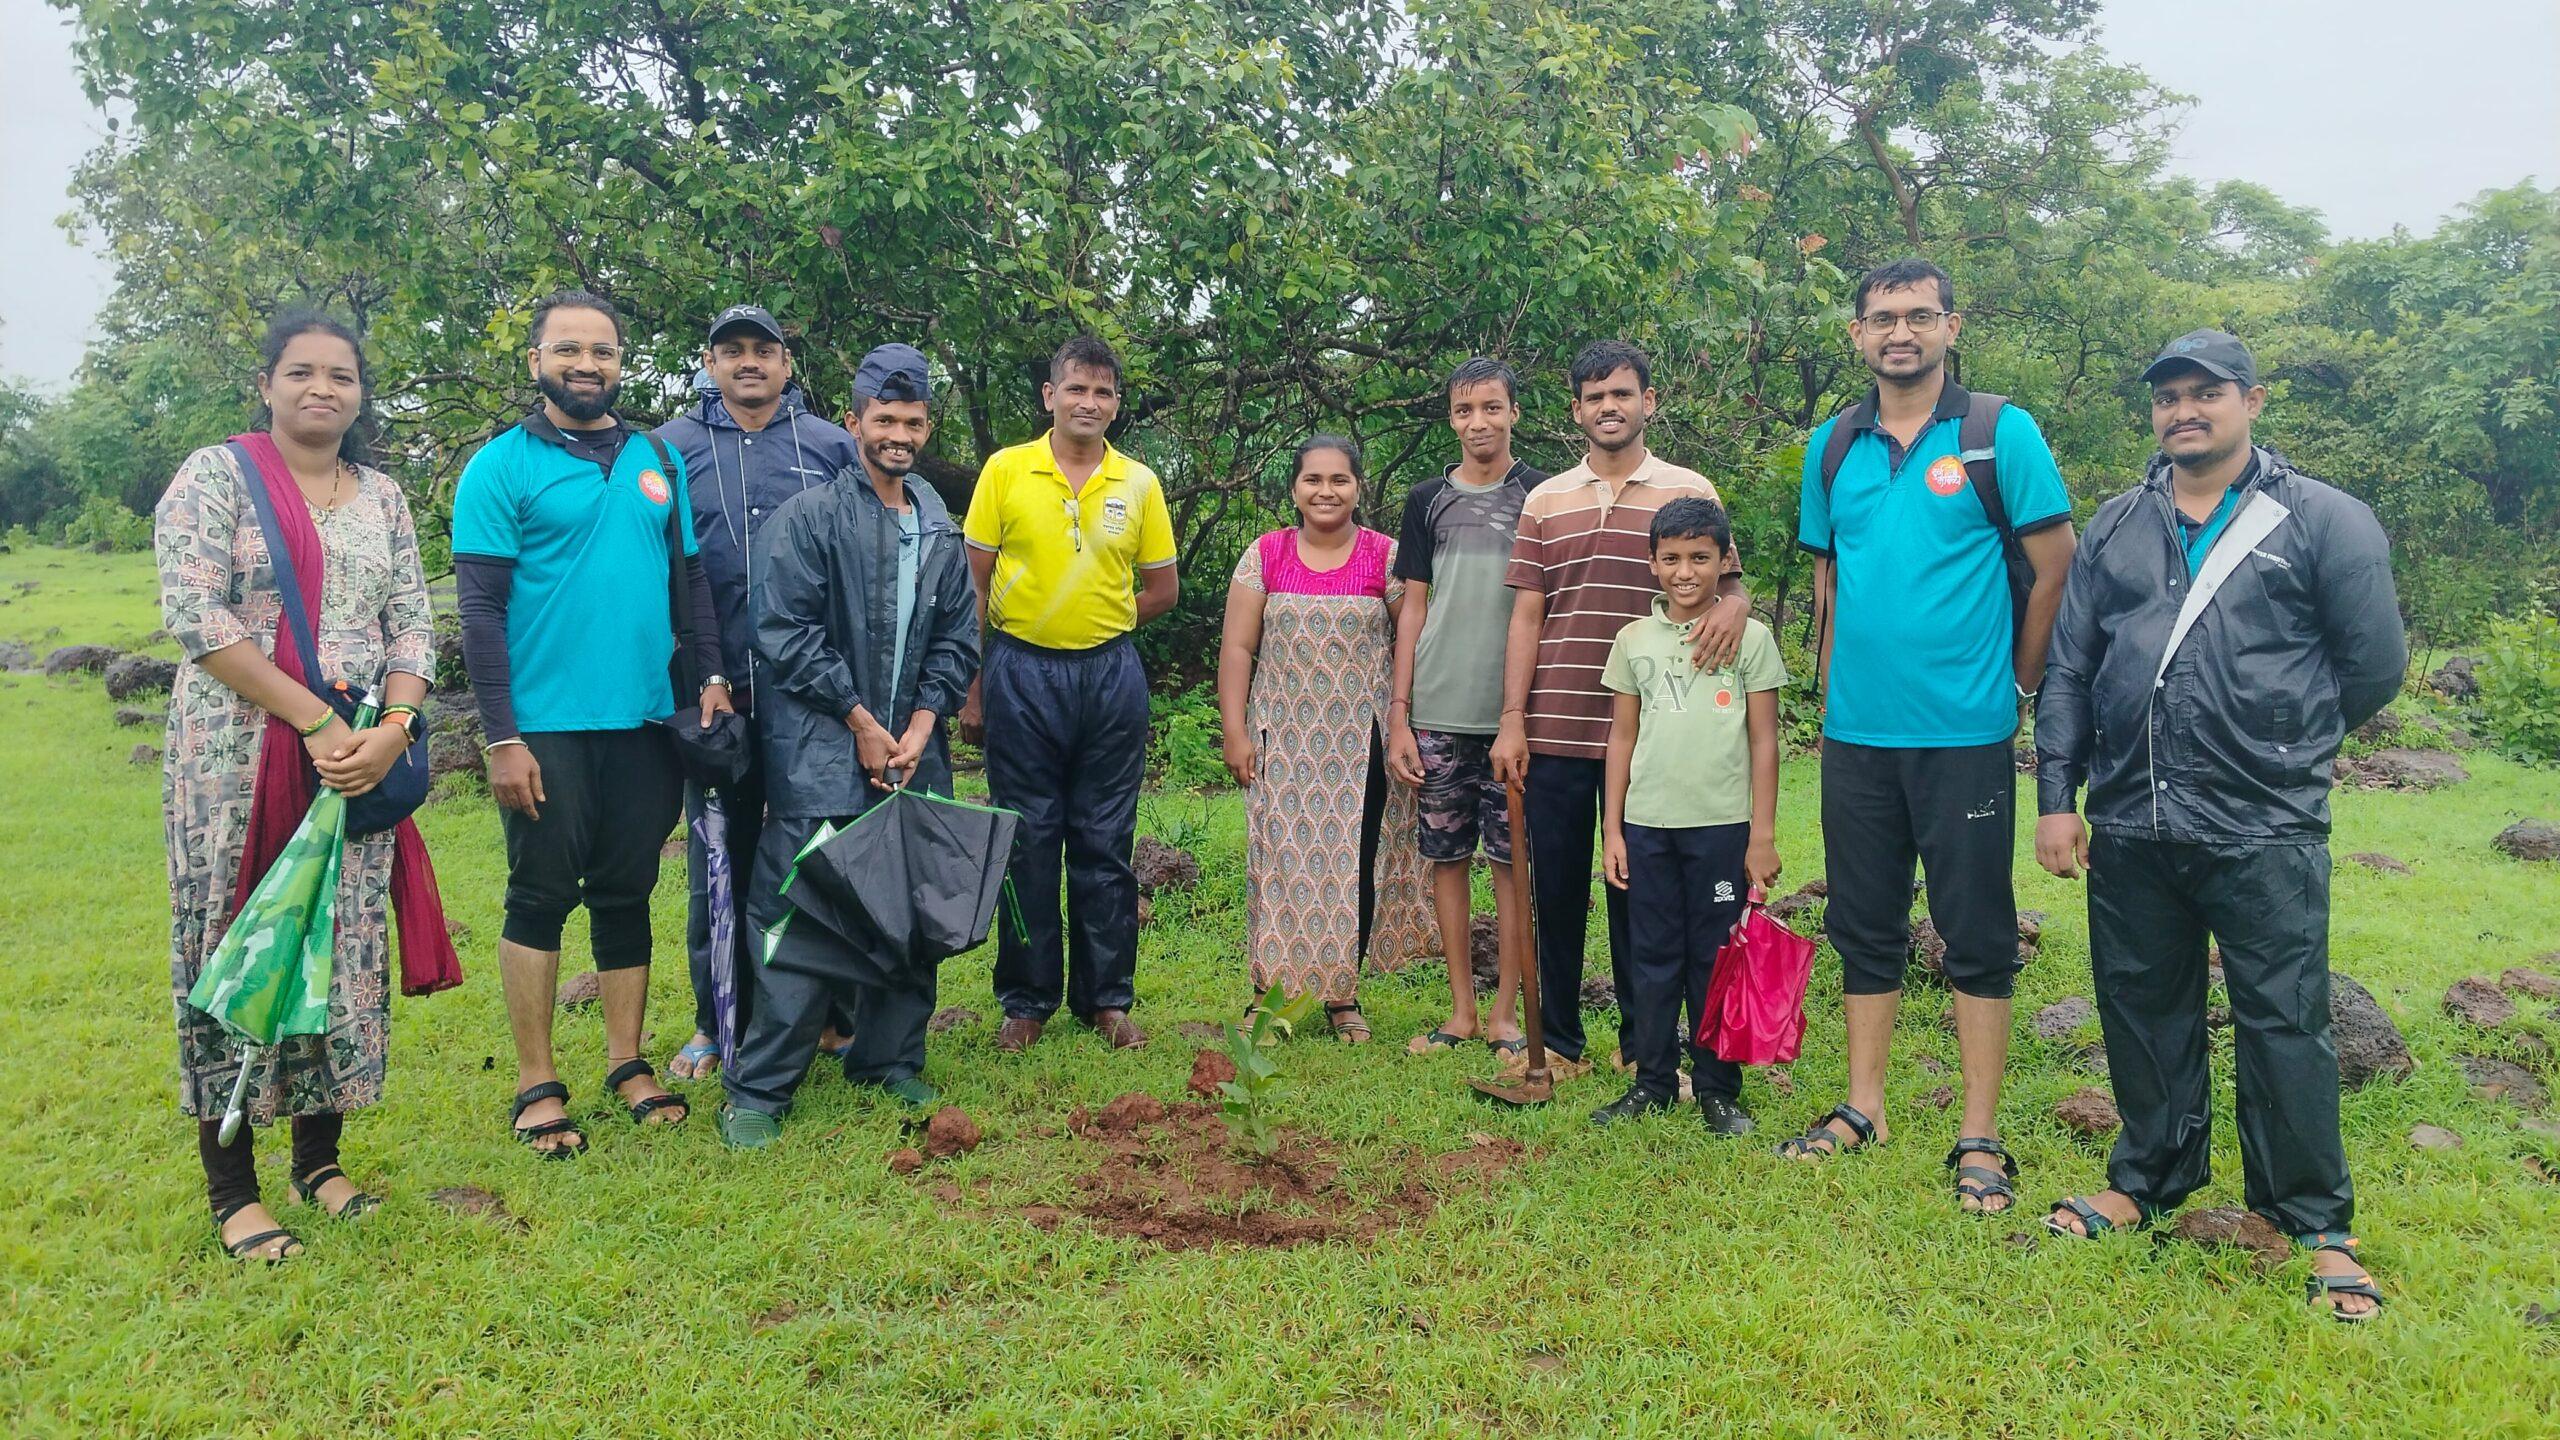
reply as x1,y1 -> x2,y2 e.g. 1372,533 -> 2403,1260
296,710 -> 334,737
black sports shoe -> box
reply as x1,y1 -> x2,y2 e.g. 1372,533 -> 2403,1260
1696,1093 -> 1757,1136
1589,1087 -> 1673,1127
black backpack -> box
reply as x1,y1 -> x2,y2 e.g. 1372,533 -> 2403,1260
1816,389 -> 2036,651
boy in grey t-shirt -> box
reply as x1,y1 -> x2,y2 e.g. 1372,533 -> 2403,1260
1386,357 -> 1546,1060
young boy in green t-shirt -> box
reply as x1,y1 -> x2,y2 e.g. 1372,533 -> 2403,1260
1596,497 -> 1788,1133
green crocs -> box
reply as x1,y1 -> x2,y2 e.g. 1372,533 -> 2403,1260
718,1105 -> 782,1150
878,1076 -> 941,1112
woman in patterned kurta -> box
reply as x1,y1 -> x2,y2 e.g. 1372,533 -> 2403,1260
158,315 -> 435,1261
1216,435 -> 1436,1040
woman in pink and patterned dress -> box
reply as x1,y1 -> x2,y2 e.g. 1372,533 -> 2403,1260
1216,434 -> 1434,1041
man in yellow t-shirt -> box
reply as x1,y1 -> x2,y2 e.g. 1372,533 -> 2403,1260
959,337 -> 1179,1053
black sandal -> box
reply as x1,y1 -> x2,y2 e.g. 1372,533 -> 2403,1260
2042,1192 -> 2157,1239
1776,1103 -> 1878,1159
2300,1230 -> 2385,1322
1944,1137 -> 2018,1214
290,1165 -> 381,1220
212,1199 -> 301,1263
606,1058 -> 690,1125
511,1080 -> 587,1159
1325,1004 -> 1371,1044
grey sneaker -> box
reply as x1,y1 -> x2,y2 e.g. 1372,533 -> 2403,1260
718,1105 -> 782,1150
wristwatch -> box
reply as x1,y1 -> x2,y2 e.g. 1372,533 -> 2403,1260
703,674 -> 732,690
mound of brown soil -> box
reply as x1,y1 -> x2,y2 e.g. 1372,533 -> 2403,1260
1024,1093 -> 1522,1251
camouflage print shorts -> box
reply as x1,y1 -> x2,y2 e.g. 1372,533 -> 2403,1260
1414,728 -> 1512,865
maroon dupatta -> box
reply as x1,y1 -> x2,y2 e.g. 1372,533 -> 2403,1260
226,431 -> 463,996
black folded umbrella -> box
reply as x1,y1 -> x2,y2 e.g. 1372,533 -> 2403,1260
765,787 -> 1019,989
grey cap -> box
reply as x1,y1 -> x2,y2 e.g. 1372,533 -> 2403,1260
707,304 -> 786,345
853,342 -> 932,404
2141,329 -> 2259,389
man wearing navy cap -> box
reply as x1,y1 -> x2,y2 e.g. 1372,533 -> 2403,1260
719,343 -> 979,1147
655,305 -> 862,1081
2035,329 -> 2406,1321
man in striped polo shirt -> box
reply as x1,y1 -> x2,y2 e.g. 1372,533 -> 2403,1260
1491,340 -> 1749,1072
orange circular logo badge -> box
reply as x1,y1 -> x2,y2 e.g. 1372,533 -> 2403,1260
1714,688 -> 1736,709
1924,455 -> 1967,496
638,469 -> 671,505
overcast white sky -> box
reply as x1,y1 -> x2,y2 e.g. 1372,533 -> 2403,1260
2,0 -> 2554,389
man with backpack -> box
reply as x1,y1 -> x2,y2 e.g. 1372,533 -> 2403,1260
1777,259 -> 2078,1218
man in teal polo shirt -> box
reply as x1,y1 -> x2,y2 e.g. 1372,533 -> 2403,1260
1777,258 -> 2078,1219
453,289 -> 731,1159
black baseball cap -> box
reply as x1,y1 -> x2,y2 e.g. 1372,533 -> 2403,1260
2141,329 -> 2259,390
707,304 -> 786,345
853,343 -> 933,404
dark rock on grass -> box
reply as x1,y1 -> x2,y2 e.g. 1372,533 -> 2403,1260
2427,655 -> 2481,700
1923,1084 -> 1956,1111
1578,974 -> 1617,1011
2445,977 -> 2517,1028
1766,880 -> 1827,928
1188,1047 -> 1239,1099
2529,1303 -> 2558,1327
2458,1055 -> 2548,1112
886,1148 -> 924,1175
2171,1208 -> 2289,1275
0,640 -> 34,672
2031,996 -> 2095,1040
127,742 -> 159,765
1911,913 -> 2043,981
429,1185 -> 527,1231
1915,1054 -> 1947,1076
2073,1042 -> 2111,1076
922,1106 -> 983,1158
427,692 -> 485,780
2503,967 -> 2560,1002
1130,835 -> 1200,894
1468,913 -> 1502,993
2408,1123 -> 2463,1150
557,969 -> 602,1011
101,653 -> 177,699
2332,975 -> 2414,1089
2494,821 -> 2560,863
113,706 -> 152,727
927,1006 -> 980,1035
2016,909 -> 2047,949
1136,893 -> 1155,928
2348,852 -> 2412,875
2054,1087 -> 2121,1137
42,644 -> 120,676
1089,1092 -> 1165,1131
1908,918 -> 1948,983
2351,710 -> 2403,744
2340,748 -> 2468,791
2206,1004 -> 2232,1031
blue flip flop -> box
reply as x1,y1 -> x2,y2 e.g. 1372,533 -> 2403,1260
672,1037 -> 721,1079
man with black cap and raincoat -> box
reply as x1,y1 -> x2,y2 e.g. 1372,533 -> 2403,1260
654,304 -> 863,1080
718,343 -> 979,1148
2033,329 -> 2407,1321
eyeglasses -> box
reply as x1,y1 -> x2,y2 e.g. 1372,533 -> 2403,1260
1855,309 -> 1952,334
540,341 -> 623,363
1062,498 -> 1083,553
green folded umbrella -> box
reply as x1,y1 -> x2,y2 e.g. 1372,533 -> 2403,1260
188,692 -> 373,1141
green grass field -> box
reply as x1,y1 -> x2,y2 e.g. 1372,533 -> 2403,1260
4,545 -> 2557,1438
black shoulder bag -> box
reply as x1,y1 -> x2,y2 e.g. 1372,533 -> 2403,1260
229,440 -> 432,838
642,432 -> 752,790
